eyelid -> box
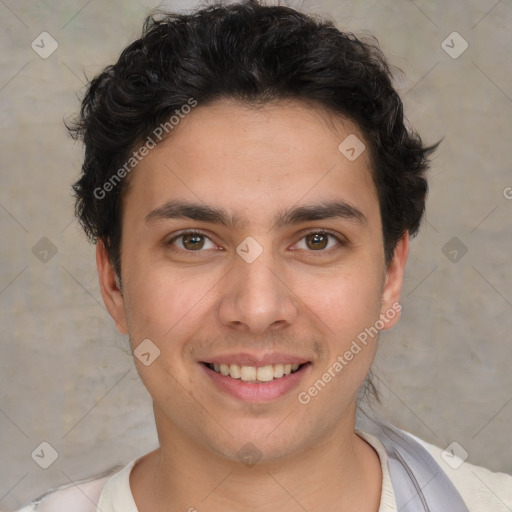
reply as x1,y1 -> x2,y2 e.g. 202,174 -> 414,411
167,228 -> 347,253
167,229 -> 219,250
293,228 -> 347,251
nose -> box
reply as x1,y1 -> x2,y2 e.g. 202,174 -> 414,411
217,242 -> 299,334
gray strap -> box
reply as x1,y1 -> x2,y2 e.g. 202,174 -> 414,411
356,414 -> 470,512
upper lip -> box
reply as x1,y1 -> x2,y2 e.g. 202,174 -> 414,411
203,353 -> 310,366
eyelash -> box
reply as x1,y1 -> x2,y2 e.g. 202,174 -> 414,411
167,229 -> 346,254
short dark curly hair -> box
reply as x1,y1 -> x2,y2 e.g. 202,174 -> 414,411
68,0 -> 439,278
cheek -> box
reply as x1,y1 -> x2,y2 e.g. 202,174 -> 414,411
122,269 -> 179,344
122,262 -> 219,356
292,265 -> 384,399
294,266 -> 383,338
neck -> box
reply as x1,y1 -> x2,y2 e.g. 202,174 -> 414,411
130,407 -> 382,512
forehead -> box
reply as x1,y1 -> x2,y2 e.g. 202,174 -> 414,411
122,98 -> 380,228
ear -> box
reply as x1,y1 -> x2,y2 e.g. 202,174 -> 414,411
379,232 -> 409,330
96,240 -> 128,335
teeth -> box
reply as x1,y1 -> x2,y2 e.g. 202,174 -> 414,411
256,365 -> 274,382
273,363 -> 284,378
209,362 -> 303,382
229,364 -> 241,379
240,365 -> 257,382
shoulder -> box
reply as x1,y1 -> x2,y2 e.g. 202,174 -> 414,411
405,431 -> 512,512
14,466 -> 123,512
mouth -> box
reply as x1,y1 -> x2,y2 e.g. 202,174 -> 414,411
203,362 -> 306,382
201,359 -> 311,402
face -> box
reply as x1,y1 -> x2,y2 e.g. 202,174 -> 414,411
98,98 -> 408,464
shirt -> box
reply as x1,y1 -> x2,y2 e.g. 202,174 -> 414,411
15,429 -> 512,512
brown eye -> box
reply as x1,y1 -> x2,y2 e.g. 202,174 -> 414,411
182,233 -> 205,250
305,232 -> 329,250
169,231 -> 216,251
295,231 -> 342,252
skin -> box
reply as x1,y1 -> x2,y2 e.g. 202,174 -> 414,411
97,98 -> 409,512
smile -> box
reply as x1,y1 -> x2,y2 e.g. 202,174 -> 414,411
201,356 -> 311,402
205,362 -> 302,382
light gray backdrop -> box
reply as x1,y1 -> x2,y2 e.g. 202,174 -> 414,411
1,0 -> 511,510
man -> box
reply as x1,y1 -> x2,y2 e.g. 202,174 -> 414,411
17,1 -> 512,511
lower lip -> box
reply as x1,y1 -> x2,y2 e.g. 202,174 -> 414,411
201,363 -> 310,403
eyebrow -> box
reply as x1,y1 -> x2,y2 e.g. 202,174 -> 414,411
144,199 -> 367,229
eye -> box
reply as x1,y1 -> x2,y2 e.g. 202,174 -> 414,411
168,230 -> 217,251
295,231 -> 343,252
167,229 -> 345,253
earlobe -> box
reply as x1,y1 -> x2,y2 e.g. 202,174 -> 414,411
96,240 -> 129,334
380,232 -> 409,330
